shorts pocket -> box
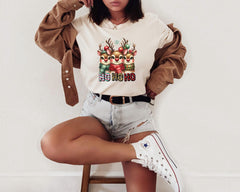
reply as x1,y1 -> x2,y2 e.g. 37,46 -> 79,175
134,101 -> 153,114
86,92 -> 98,107
133,101 -> 148,110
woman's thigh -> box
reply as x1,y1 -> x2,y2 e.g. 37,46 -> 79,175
114,131 -> 157,192
44,116 -> 111,141
41,116 -> 112,160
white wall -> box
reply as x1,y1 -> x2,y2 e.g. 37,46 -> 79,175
0,0 -> 239,191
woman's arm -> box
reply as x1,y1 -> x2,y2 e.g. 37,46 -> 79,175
34,0 -> 84,68
146,23 -> 187,99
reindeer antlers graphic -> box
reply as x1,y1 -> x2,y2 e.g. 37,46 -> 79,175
132,43 -> 136,51
105,38 -> 114,51
121,38 -> 129,48
98,43 -> 104,51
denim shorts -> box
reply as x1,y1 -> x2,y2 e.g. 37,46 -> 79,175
79,91 -> 157,142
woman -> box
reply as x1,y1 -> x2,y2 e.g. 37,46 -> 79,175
35,0 -> 187,191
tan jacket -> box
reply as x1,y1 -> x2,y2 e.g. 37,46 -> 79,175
34,0 -> 187,106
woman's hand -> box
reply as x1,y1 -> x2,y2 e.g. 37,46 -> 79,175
79,0 -> 93,8
146,86 -> 157,100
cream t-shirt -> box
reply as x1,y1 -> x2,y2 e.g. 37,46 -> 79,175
71,12 -> 173,96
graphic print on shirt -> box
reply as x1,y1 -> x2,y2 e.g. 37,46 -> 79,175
97,37 -> 137,82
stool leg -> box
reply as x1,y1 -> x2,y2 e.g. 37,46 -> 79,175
81,164 -> 91,192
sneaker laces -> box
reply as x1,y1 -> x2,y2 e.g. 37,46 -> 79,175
132,155 -> 173,184
132,154 -> 163,175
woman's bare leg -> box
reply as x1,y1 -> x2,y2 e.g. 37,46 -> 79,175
40,116 -> 136,164
114,131 -> 158,192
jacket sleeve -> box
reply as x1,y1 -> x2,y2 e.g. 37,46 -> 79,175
34,0 -> 84,68
146,23 -> 187,98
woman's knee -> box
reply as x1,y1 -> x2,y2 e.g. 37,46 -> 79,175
40,131 -> 67,163
39,116 -> 111,163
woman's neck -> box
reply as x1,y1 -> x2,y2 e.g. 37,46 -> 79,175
109,10 -> 128,25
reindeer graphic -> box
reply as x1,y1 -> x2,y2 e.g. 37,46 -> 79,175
103,38 -> 125,74
97,43 -> 112,74
121,38 -> 137,73
97,37 -> 137,82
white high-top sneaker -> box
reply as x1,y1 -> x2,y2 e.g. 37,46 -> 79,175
130,132 -> 184,192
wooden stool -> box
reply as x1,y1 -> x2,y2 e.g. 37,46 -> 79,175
80,164 -> 126,192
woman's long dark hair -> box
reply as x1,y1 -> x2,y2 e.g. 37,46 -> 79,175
88,0 -> 144,25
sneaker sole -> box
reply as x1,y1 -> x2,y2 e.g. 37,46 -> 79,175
151,133 -> 184,192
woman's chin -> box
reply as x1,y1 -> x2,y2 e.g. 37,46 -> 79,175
108,7 -> 124,12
